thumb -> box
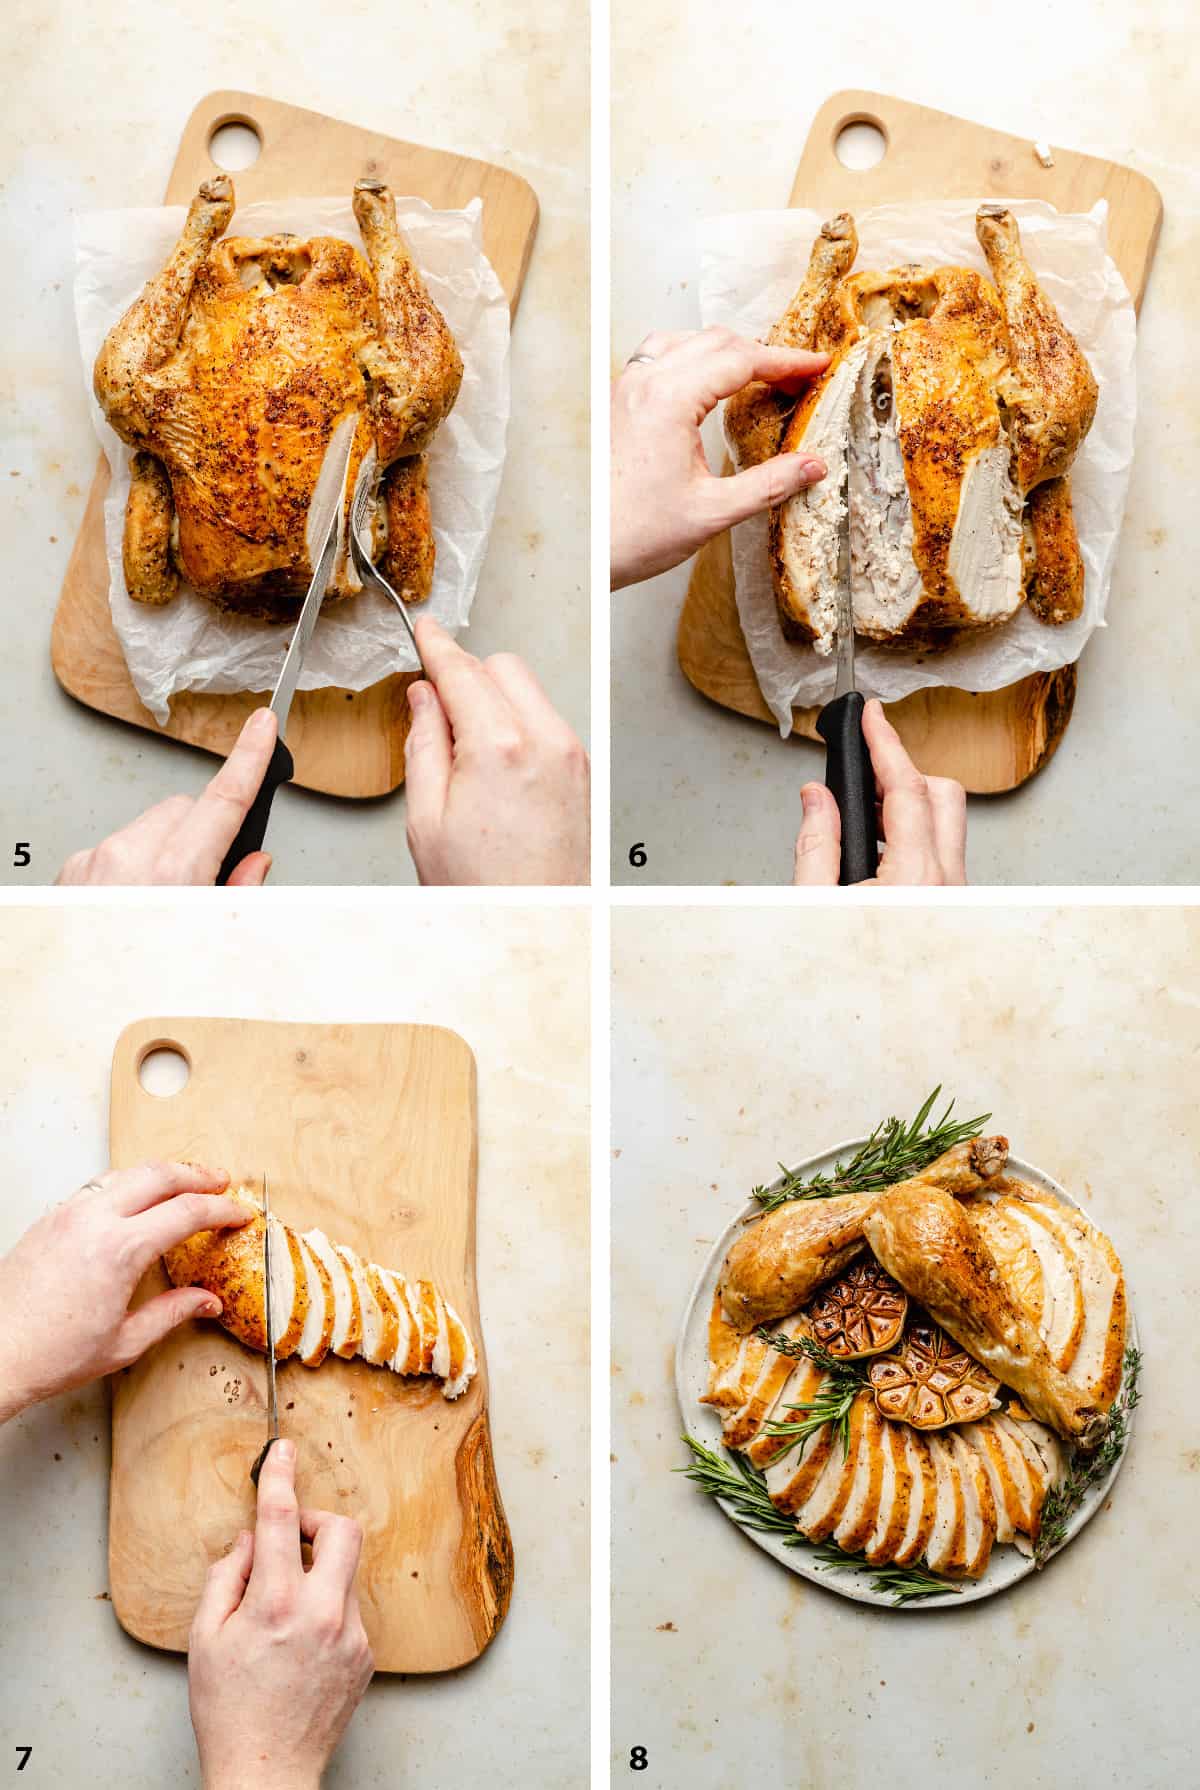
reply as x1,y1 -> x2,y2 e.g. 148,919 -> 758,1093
404,681 -> 453,842
711,451 -> 828,532
113,1286 -> 222,1366
191,1528 -> 254,1638
792,782 -> 842,886
225,851 -> 272,888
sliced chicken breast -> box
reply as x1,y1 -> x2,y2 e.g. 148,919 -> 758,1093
748,1358 -> 823,1470
379,1269 -> 424,1376
303,1229 -> 361,1359
1037,1202 -> 1127,1408
795,1394 -> 871,1544
892,1429 -> 938,1568
832,1398 -> 887,1555
863,1418 -> 911,1566
721,1314 -> 808,1448
1000,1198 -> 1085,1372
294,1234 -> 335,1369
923,1434 -> 967,1575
946,1429 -> 997,1578
441,1299 -> 478,1399
960,1417 -> 1023,1544
340,1247 -> 388,1367
364,1261 -> 400,1366
268,1215 -> 307,1360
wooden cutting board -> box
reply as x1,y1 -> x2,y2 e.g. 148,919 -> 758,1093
52,91 -> 539,797
107,1017 -> 513,1674
678,90 -> 1163,792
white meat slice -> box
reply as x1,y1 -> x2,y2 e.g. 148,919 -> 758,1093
303,1228 -> 360,1359
774,336 -> 874,654
863,1418 -> 909,1566
960,1417 -> 1023,1543
268,1216 -> 306,1360
441,1299 -> 477,1399
993,1410 -> 1064,1549
748,1358 -> 823,1471
379,1269 -> 423,1375
294,1234 -> 334,1369
847,338 -> 924,637
946,1429 -> 997,1577
339,1247 -> 388,1366
1035,1202 -> 1126,1406
832,1398 -> 887,1555
945,442 -> 1024,626
999,1198 -> 1084,1371
794,1394 -> 871,1544
892,1429 -> 938,1568
923,1434 -> 966,1574
702,1294 -> 752,1407
721,1314 -> 808,1448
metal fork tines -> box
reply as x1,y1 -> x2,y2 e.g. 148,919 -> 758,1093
349,458 -> 425,673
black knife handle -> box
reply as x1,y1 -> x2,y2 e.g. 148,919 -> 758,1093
816,691 -> 879,886
249,1435 -> 280,1488
216,734 -> 294,887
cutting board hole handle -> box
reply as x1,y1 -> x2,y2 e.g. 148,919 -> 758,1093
137,1042 -> 191,1098
208,115 -> 263,173
833,115 -> 888,171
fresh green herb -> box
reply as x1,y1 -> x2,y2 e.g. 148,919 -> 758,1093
756,1329 -> 867,1461
676,1436 -> 960,1606
676,1435 -> 807,1544
811,1543 -> 962,1605
1033,1343 -> 1142,1567
752,1087 -> 992,1214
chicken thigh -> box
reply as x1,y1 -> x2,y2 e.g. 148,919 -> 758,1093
719,1135 -> 1008,1332
93,175 -> 461,620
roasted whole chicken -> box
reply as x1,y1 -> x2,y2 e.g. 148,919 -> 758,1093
725,207 -> 1098,653
93,175 -> 462,621
164,1186 -> 476,1399
705,1134 -> 1129,1578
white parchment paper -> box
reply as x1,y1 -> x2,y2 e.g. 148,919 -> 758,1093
74,195 -> 510,723
700,199 -> 1137,734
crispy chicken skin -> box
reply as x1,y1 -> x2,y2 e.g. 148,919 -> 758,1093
93,174 -> 461,621
719,1137 -> 1009,1333
1023,475 -> 1086,624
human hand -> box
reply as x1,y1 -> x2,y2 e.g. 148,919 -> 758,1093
189,1440 -> 373,1790
610,326 -> 829,589
404,616 -> 590,885
793,700 -> 968,886
0,1162 -> 249,1422
56,707 -> 279,886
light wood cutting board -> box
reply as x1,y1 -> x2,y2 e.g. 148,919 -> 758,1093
53,90 -> 539,797
108,1017 -> 513,1674
678,90 -> 1163,792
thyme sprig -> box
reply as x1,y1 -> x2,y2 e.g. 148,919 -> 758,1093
1033,1344 -> 1142,1567
756,1329 -> 867,1461
752,1087 -> 992,1214
677,1437 -> 960,1605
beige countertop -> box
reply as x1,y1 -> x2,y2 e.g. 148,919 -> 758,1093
0,901 -> 589,1786
611,0 -> 1200,885
0,0 -> 587,886
612,904 -> 1200,1787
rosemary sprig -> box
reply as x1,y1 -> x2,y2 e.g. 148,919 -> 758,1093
753,1086 -> 992,1214
676,1435 -> 806,1544
677,1437 -> 960,1605
812,1543 -> 961,1605
756,1329 -> 867,1461
1033,1344 -> 1142,1567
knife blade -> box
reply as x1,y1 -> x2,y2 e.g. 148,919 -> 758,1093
815,465 -> 879,885
249,1172 -> 279,1487
216,413 -> 359,886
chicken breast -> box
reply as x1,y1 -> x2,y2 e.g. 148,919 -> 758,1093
162,1190 -> 476,1399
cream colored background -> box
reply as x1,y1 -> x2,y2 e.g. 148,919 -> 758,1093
0,901 -> 589,1787
610,0 -> 1200,886
1,0 -> 587,885
612,905 -> 1200,1787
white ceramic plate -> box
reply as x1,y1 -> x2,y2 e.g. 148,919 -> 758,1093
675,1141 -> 1138,1609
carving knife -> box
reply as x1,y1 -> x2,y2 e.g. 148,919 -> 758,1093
249,1172 -> 279,1488
348,449 -> 428,676
216,412 -> 359,885
815,470 -> 879,885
